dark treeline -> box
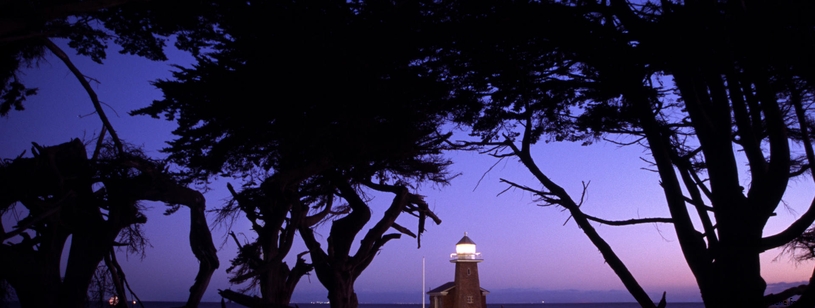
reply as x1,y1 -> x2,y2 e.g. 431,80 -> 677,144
3,1 -> 815,308
1,1 -> 221,307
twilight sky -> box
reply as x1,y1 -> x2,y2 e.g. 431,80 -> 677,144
2,39 -> 814,303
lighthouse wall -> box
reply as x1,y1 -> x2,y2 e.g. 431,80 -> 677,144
453,262 -> 483,308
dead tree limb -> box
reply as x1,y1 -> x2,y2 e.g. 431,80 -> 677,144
0,191 -> 73,242
41,38 -> 123,154
117,158 -> 219,308
103,252 -> 128,308
496,110 -> 659,308
583,214 -> 673,226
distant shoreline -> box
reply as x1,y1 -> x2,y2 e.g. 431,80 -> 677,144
2,302 -> 708,308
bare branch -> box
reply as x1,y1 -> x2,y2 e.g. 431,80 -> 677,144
303,195 -> 334,227
2,192 -> 74,242
681,196 -> 714,212
499,178 -> 549,196
489,152 -> 517,158
583,213 -> 673,226
687,167 -> 713,201
228,231 -> 242,250
91,125 -> 107,161
355,233 -> 402,276
603,136 -> 647,146
577,181 -> 589,207
791,164 -> 812,178
42,38 -> 123,154
762,196 -> 815,251
390,222 -> 417,238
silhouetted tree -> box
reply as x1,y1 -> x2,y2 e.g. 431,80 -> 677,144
778,227 -> 815,307
0,2 -> 225,307
133,1 -> 461,308
212,176 -> 327,308
0,140 -> 218,308
0,0 -> 217,109
433,1 -> 815,308
0,0 -> 219,153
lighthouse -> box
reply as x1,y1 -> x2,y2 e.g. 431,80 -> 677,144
428,233 -> 488,308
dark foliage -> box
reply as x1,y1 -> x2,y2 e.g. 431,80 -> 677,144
0,0 -> 219,116
430,1 -> 815,308
134,0 -> 460,185
0,140 -> 218,308
133,1 -> 463,307
0,2 -> 227,307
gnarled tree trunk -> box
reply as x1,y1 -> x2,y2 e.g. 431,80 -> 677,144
300,179 -> 441,308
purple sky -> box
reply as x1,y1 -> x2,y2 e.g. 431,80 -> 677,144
2,39 -> 814,303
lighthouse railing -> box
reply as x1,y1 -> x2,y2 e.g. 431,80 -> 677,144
450,252 -> 482,261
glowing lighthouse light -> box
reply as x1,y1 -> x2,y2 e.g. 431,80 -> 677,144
451,232 -> 481,261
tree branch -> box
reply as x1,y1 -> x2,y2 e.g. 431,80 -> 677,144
753,74 -> 791,215
332,180 -> 372,259
390,222 -> 417,238
498,178 -> 551,198
672,151 -> 719,252
42,38 -> 123,154
352,183 -> 408,265
1,192 -> 73,242
355,233 -> 402,279
303,195 -> 334,227
762,196 -> 815,251
583,214 -> 673,226
503,176 -> 672,226
115,158 -> 218,307
499,110 -> 658,308
0,0 -> 150,39
286,251 -> 313,289
104,251 -> 129,308
92,125 -> 107,161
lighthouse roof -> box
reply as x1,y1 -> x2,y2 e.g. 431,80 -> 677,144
427,281 -> 490,296
427,281 -> 456,294
457,234 -> 476,246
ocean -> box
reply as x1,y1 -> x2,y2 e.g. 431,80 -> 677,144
1,302 -> 705,308
304,304 -> 705,308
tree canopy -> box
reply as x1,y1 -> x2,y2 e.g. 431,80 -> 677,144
134,1 -> 464,307
0,0 -> 217,117
7,0 -> 815,307
431,1 -> 815,308
0,140 -> 218,308
0,1 -> 224,307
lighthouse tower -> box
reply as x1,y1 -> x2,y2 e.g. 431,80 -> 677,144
451,233 -> 484,308
427,233 -> 488,308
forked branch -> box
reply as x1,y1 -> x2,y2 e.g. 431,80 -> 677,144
762,86 -> 815,251
495,113 -> 658,308
500,178 -> 672,226
42,38 -> 123,154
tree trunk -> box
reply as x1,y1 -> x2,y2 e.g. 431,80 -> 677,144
258,263 -> 295,307
2,242 -> 71,306
712,217 -> 766,308
220,175 -> 315,308
59,227 -> 120,308
182,191 -> 219,308
327,273 -> 358,308
300,181 -> 439,308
